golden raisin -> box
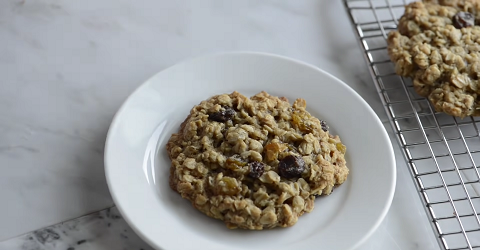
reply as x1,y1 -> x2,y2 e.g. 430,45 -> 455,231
336,143 -> 346,154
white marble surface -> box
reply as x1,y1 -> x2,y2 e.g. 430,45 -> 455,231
0,0 -> 443,249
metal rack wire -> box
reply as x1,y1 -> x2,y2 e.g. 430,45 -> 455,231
343,0 -> 480,249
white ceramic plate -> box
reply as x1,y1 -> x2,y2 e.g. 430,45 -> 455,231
105,52 -> 396,250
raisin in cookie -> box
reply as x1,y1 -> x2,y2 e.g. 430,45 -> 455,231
166,91 -> 349,230
387,0 -> 480,117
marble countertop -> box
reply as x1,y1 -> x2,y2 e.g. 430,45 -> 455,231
0,0 -> 440,249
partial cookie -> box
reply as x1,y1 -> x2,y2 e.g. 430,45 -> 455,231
387,0 -> 480,117
166,91 -> 349,230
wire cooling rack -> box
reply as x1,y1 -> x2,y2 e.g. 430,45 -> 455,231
343,0 -> 480,249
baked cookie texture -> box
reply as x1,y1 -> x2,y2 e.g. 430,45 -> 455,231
166,91 -> 349,230
387,0 -> 480,117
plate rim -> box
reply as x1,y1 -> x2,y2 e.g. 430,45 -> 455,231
104,51 -> 397,250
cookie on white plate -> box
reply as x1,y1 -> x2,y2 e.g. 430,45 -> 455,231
166,91 -> 349,230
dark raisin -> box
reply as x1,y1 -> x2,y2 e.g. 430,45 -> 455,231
248,161 -> 265,178
453,11 -> 475,29
224,107 -> 235,118
208,106 -> 236,122
278,155 -> 305,178
320,120 -> 328,132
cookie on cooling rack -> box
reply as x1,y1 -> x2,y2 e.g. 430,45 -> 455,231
387,0 -> 480,117
166,91 -> 349,230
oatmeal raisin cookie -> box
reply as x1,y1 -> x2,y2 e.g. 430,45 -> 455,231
388,0 -> 480,117
166,91 -> 349,229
